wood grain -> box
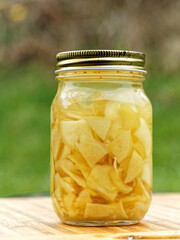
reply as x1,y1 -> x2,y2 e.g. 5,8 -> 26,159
0,194 -> 180,239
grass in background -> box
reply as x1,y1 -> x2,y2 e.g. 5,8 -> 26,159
145,73 -> 180,191
0,62 -> 180,196
0,62 -> 55,196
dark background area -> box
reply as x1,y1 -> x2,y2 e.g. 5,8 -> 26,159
0,0 -> 180,196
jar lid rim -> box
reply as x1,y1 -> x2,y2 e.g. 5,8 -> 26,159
56,50 -> 145,71
57,50 -> 144,60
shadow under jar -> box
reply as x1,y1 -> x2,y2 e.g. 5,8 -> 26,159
50,50 -> 152,226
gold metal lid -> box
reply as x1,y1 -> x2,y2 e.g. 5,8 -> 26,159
56,50 -> 146,72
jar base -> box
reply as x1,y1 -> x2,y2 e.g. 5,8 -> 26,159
63,220 -> 139,227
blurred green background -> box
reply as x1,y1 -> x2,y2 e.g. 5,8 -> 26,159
0,0 -> 180,197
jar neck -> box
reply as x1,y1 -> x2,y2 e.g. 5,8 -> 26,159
55,69 -> 146,84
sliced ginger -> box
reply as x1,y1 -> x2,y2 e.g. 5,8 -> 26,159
125,151 -> 143,184
67,152 -> 90,179
60,119 -> 93,149
78,139 -> 108,167
87,165 -> 117,202
84,202 -> 127,220
51,124 -> 61,160
85,116 -> 111,141
109,129 -> 132,163
51,87 -> 152,222
120,103 -> 140,130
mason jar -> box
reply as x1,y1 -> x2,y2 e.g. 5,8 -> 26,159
50,50 -> 152,226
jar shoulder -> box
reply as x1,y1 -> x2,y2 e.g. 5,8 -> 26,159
51,82 -> 152,115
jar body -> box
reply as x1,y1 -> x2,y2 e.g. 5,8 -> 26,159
50,70 -> 152,226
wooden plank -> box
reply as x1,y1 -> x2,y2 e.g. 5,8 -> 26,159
0,194 -> 180,239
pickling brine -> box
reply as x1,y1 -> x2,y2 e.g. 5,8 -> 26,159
50,50 -> 152,226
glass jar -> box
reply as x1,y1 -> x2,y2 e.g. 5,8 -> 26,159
50,50 -> 152,226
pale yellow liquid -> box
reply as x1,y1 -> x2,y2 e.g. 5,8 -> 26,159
50,83 -> 152,224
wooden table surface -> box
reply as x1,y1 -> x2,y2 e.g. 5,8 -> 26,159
0,194 -> 180,240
